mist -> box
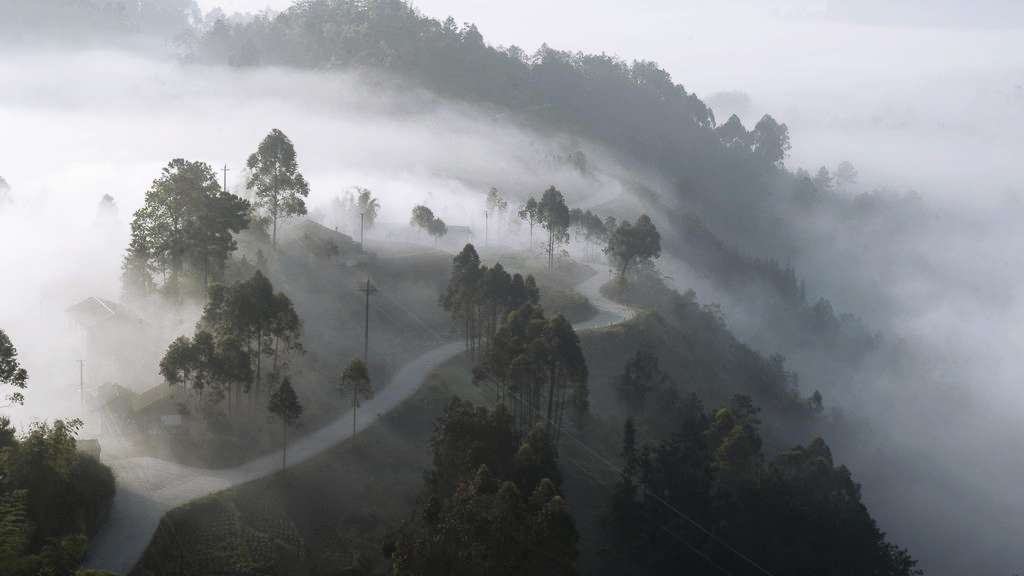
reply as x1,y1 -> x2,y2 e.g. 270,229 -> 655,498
0,44 -> 636,428
3,2 -> 1024,574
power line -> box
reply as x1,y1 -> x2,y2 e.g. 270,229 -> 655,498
561,453 -> 735,576
474,376 -> 775,576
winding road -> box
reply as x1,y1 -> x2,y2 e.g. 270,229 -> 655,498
83,262 -> 632,574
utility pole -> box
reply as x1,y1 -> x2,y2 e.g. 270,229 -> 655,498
358,280 -> 378,366
78,360 -> 85,419
222,164 -> 230,194
484,210 -> 489,247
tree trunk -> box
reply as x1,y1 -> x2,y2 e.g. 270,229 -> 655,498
282,421 -> 287,470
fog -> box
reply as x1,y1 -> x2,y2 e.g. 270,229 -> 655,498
4,1 -> 1024,574
0,45 -> 636,429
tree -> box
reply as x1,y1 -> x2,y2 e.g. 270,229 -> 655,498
440,244 -> 484,353
813,166 -> 833,193
391,399 -> 579,575
410,204 -> 435,239
355,187 -> 380,229
835,160 -> 858,191
715,114 -> 749,150
518,197 -> 539,251
338,357 -> 373,438
604,214 -> 661,278
122,159 -> 249,300
267,376 -> 303,470
159,330 -> 252,418
539,314 -> 588,440
752,114 -> 791,166
486,186 -> 508,215
537,186 -> 570,269
427,216 -> 448,245
0,329 -> 28,409
246,128 -> 310,248
198,271 -> 303,408
96,194 -> 118,221
612,349 -> 669,417
485,187 -> 508,243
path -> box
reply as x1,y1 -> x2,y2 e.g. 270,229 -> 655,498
84,262 -> 631,574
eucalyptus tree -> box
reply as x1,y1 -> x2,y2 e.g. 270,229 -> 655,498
159,330 -> 252,417
199,271 -> 303,407
338,357 -> 373,438
475,305 -> 588,438
537,186 -> 570,269
267,377 -> 303,470
440,244 -> 484,353
246,128 -> 310,248
517,196 -> 540,251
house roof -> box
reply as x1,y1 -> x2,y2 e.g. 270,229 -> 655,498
65,297 -> 140,330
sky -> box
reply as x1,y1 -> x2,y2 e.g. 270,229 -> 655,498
196,0 -> 1024,202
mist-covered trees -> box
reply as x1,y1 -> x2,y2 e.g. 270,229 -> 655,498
410,204 -> 434,237
537,186 -> 571,269
338,357 -> 373,437
391,398 -> 579,576
0,419 -> 115,576
246,128 -> 310,247
427,216 -> 448,244
267,377 -> 303,470
474,303 -> 588,440
163,271 -> 302,416
0,329 -> 28,409
440,244 -> 540,354
752,114 -> 791,166
604,214 -> 661,278
122,159 -> 250,301
159,330 -> 251,418
518,197 -> 540,251
612,349 -> 670,417
601,396 -> 921,576
835,160 -> 859,191
356,187 -> 380,229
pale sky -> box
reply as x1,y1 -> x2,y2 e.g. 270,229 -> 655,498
194,0 -> 1024,198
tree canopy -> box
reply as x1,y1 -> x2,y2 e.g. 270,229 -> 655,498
604,214 -> 661,278
246,128 -> 310,247
391,398 -> 579,576
122,159 -> 250,301
0,329 -> 28,409
338,357 -> 374,437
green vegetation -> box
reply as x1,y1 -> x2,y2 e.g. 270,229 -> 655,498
391,399 -> 578,576
122,159 -> 251,302
0,328 -> 28,408
0,330 -> 115,574
603,214 -> 661,279
338,357 -> 374,438
131,355 -> 484,576
439,244 -> 541,354
0,418 -> 116,576
246,129 -> 311,248
267,377 -> 304,470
